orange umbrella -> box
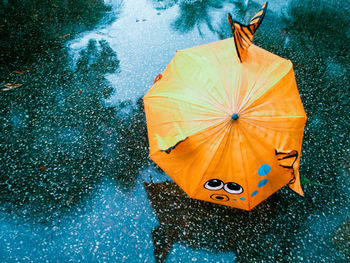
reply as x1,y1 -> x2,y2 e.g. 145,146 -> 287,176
143,2 -> 307,211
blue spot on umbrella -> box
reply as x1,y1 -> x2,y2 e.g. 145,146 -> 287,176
233,199 -> 237,201
258,164 -> 271,176
240,197 -> 246,201
258,179 -> 268,187
251,190 -> 258,197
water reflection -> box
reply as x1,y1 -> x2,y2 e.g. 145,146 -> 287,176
0,39 -> 108,221
144,181 -> 280,262
151,0 -> 234,35
0,0 -> 348,261
0,0 -> 149,223
112,98 -> 150,190
151,0 -> 276,43
215,0 -> 270,40
0,42 -> 149,222
171,0 -> 224,33
0,0 -> 113,71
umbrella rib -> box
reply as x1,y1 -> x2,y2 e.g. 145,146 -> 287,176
233,68 -> 242,113
179,77 -> 232,114
240,61 -> 287,113
176,50 -> 232,113
191,120 -> 232,197
156,119 -> 229,194
145,95 -> 225,115
236,123 -> 258,210
203,91 -> 232,115
243,116 -> 307,118
149,117 -> 227,127
237,67 -> 261,112
149,119 -> 228,157
241,117 -> 305,132
211,50 -> 234,110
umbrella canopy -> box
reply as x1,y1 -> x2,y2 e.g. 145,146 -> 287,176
143,2 -> 307,211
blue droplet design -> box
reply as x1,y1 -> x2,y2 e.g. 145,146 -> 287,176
258,164 -> 271,176
251,190 -> 258,197
233,199 -> 237,201
240,197 -> 246,201
258,179 -> 268,187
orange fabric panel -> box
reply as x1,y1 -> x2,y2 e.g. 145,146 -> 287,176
143,36 -> 307,210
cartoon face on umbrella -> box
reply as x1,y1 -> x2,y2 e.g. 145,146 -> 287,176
204,179 -> 244,202
204,163 -> 271,202
143,2 -> 307,211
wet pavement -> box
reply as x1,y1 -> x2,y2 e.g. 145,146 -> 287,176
0,0 -> 349,262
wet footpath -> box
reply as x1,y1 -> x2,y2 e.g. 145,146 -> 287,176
0,0 -> 349,262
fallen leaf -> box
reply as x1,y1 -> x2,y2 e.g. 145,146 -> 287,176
93,246 -> 98,253
59,33 -> 70,39
25,67 -> 38,71
13,71 -> 24,75
40,164 -> 46,171
78,89 -> 83,94
66,196 -> 74,205
1,83 -> 22,91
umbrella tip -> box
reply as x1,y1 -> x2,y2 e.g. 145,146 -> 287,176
231,113 -> 239,120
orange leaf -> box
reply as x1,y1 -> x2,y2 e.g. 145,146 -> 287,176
40,164 -> 46,171
1,83 -> 22,91
59,33 -> 70,39
13,71 -> 24,75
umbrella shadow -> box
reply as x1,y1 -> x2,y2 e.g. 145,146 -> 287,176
144,181 -> 280,263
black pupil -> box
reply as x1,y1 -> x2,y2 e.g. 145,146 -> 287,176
226,182 -> 241,191
208,179 -> 221,187
216,196 -> 224,200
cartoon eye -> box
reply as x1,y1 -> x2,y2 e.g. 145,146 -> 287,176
204,179 -> 224,190
224,182 -> 243,194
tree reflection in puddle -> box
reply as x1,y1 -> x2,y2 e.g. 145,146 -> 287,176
0,0 -> 348,261
0,0 -> 149,223
144,181 -> 280,263
152,0 -> 233,36
171,0 -> 225,34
